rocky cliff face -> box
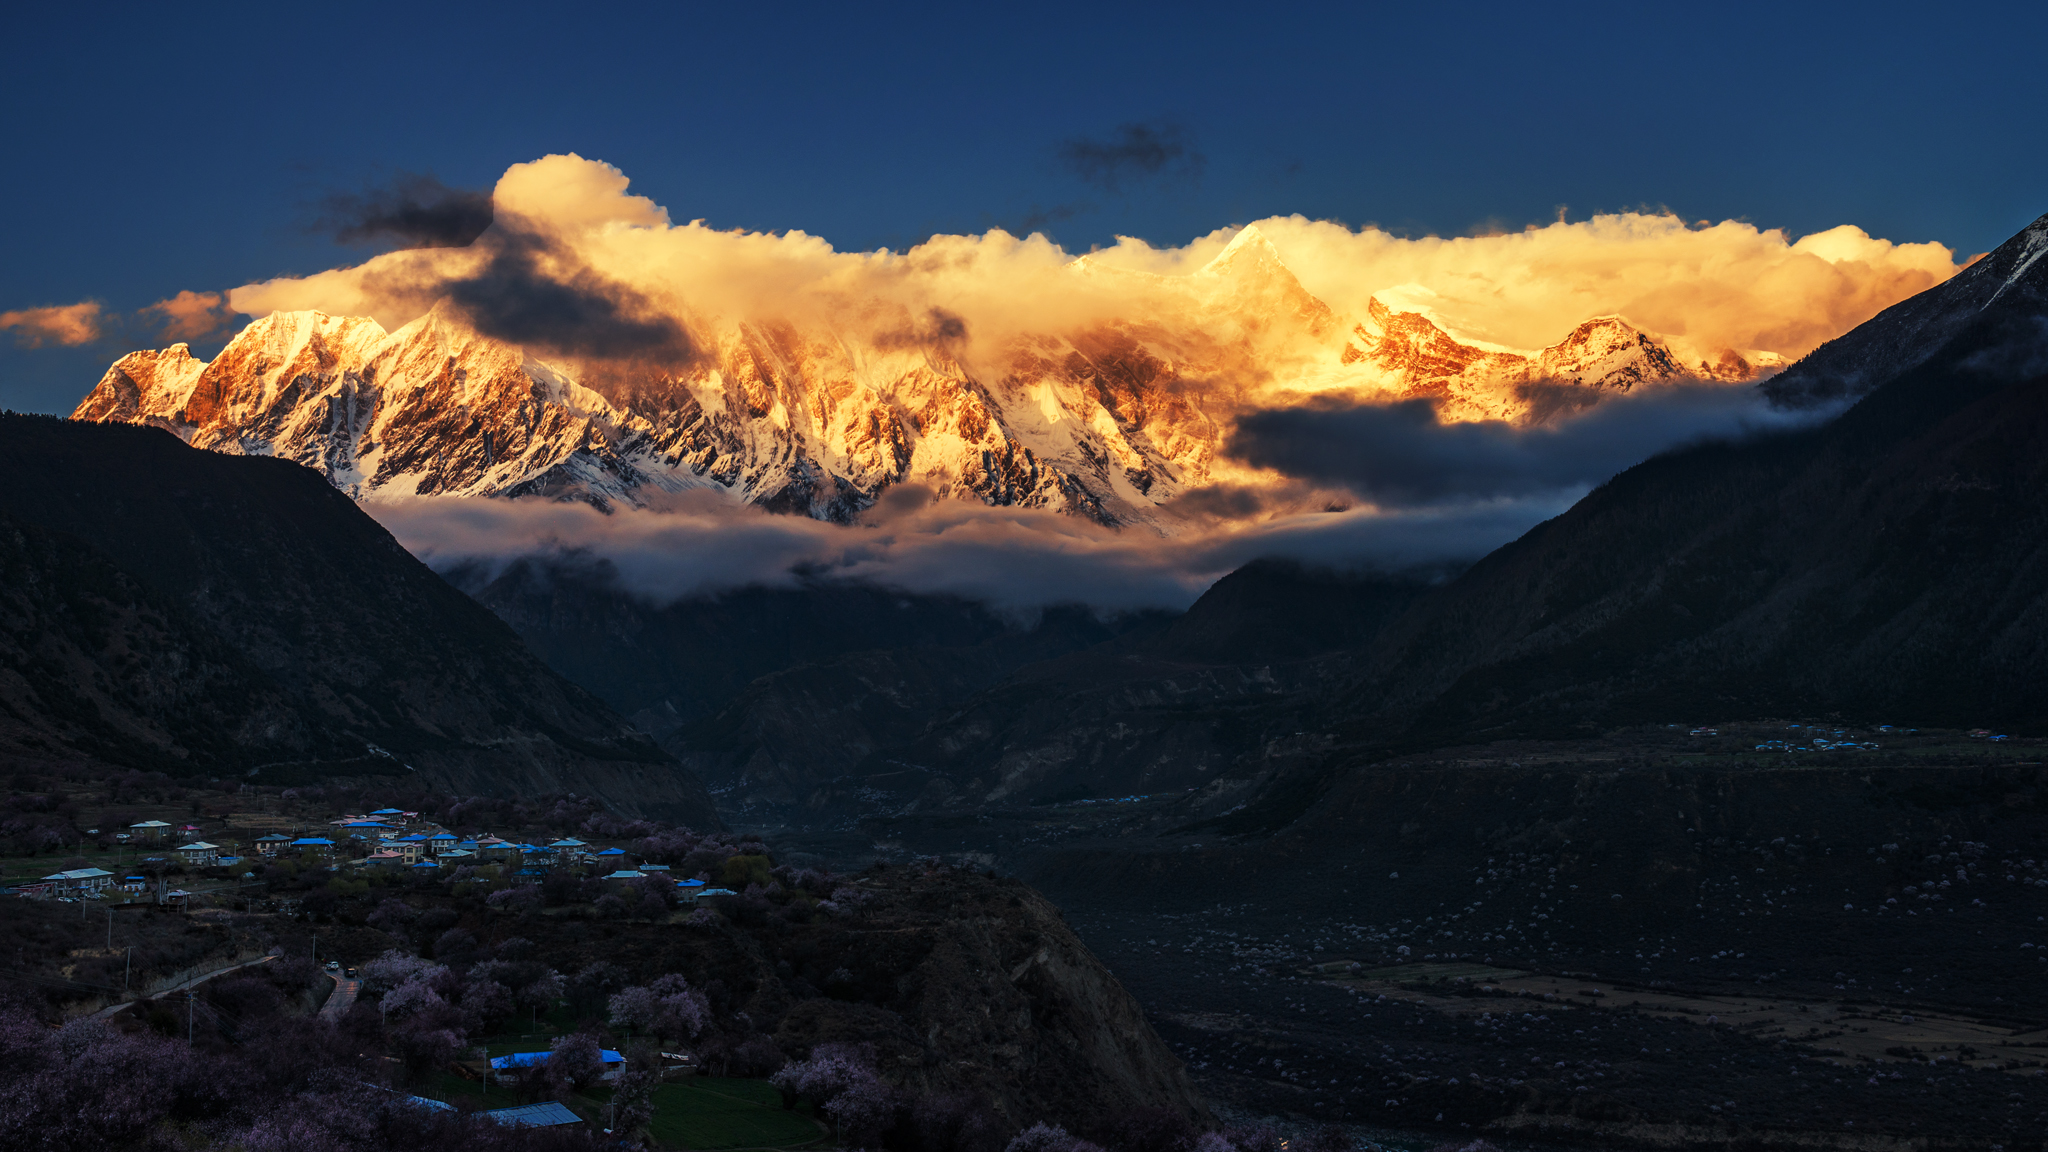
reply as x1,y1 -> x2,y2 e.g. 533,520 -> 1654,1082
72,226 -> 1763,527
1764,212 -> 2048,409
0,414 -> 718,824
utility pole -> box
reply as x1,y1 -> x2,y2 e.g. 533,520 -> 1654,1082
187,989 -> 194,1046
124,947 -> 132,992
106,906 -> 113,951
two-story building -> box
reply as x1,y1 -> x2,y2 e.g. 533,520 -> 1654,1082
176,842 -> 220,868
471,837 -> 515,863
129,820 -> 172,844
43,867 -> 115,896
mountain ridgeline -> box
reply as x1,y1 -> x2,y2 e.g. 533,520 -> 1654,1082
0,415 -> 717,824
70,226 -> 1770,529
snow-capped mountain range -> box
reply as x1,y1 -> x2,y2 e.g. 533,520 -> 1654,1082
72,225 -> 1780,527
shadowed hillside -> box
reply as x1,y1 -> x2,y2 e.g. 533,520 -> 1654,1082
0,414 -> 718,823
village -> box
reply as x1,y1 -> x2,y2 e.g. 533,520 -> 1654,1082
9,806 -> 741,912
0,776 -> 874,1145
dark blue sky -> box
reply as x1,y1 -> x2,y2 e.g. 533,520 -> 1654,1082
4,0 -> 2043,414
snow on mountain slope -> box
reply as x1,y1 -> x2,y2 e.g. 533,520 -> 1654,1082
74,225 -> 1773,527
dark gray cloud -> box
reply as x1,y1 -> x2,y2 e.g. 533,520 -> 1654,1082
1011,202 -> 1089,234
446,230 -> 690,359
1057,122 -> 1203,192
1229,384 -> 1832,508
316,173 -> 495,249
370,224 -> 693,361
873,307 -> 970,351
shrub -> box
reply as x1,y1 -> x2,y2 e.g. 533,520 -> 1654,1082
486,885 -> 543,914
462,978 -> 515,1033
360,950 -> 435,994
719,853 -> 774,890
1008,1123 -> 1105,1152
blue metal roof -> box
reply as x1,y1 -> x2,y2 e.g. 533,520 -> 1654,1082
481,1101 -> 584,1127
490,1049 -> 624,1070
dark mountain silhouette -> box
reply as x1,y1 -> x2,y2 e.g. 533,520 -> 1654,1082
1335,212 -> 2048,746
0,414 -> 717,823
449,558 -> 1155,741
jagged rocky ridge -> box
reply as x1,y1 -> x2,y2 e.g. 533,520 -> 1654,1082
0,414 -> 718,824
73,227 -> 1772,526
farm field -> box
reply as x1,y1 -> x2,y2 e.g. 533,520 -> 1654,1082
1323,961 -> 2048,1072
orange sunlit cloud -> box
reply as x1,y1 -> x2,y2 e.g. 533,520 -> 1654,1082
227,155 -> 1960,375
143,290 -> 233,342
0,301 -> 103,348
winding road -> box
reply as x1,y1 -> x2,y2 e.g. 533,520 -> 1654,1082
89,954 -> 276,1020
320,970 -> 362,1020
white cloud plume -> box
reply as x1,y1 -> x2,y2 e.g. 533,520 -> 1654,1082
1086,214 -> 1957,364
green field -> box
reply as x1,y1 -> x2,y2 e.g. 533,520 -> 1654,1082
0,842 -> 150,886
637,1078 -> 824,1150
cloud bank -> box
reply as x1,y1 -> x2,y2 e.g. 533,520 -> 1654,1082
1087,213 -> 1956,364
370,483 -> 1577,613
